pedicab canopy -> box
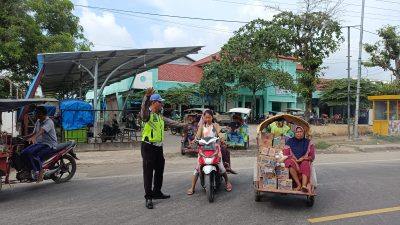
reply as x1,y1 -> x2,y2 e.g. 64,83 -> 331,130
256,114 -> 310,136
0,98 -> 58,113
228,108 -> 251,115
368,95 -> 400,136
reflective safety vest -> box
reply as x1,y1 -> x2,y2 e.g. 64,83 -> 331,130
142,112 -> 164,142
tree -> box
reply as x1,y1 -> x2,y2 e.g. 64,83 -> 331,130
162,84 -> 198,109
377,80 -> 400,95
271,11 -> 343,118
320,78 -> 379,109
0,0 -> 92,87
364,25 -> 400,80
221,7 -> 342,118
220,19 -> 295,119
235,63 -> 294,119
199,61 -> 237,110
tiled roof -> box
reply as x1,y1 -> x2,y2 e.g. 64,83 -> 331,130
158,64 -> 203,83
191,52 -> 221,67
316,78 -> 332,91
191,52 -> 300,67
296,64 -> 304,71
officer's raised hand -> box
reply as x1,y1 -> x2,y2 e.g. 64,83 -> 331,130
145,87 -> 155,97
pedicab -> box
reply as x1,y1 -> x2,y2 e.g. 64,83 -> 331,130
253,114 -> 317,206
180,113 -> 202,155
0,98 -> 79,191
225,108 -> 251,149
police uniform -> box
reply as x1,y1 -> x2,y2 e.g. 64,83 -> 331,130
141,111 -> 165,200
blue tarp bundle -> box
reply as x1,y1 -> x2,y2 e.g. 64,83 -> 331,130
61,100 -> 94,131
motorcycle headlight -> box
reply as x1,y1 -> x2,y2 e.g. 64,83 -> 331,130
204,157 -> 214,164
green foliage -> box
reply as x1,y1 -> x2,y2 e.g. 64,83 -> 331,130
320,78 -> 379,108
363,25 -> 400,80
377,80 -> 400,95
0,0 -> 92,84
162,84 -> 198,107
271,11 -> 343,116
199,61 -> 237,108
220,10 -> 343,118
0,80 -> 9,98
314,141 -> 331,150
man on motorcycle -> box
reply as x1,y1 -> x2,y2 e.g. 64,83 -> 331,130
21,106 -> 57,182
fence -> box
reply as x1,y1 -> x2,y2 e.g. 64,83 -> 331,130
60,109 -> 142,144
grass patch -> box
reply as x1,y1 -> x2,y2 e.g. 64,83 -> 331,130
315,141 -> 332,149
373,135 -> 400,143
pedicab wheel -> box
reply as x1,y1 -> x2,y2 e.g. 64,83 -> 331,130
51,155 -> 77,183
255,191 -> 261,202
205,173 -> 214,203
306,196 -> 315,207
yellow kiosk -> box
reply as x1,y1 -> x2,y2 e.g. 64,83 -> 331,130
368,95 -> 400,136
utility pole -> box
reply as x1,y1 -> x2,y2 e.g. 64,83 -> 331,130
354,0 -> 366,139
347,26 -> 351,140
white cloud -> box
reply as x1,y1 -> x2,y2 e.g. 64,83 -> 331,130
77,0 -> 135,50
238,0 -> 279,21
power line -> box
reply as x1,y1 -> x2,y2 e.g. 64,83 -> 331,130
76,4 -> 235,34
75,4 -> 248,24
371,0 -> 400,5
342,1 -> 400,13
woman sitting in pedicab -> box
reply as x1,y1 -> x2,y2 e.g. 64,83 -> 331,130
227,114 -> 244,142
283,126 -> 315,193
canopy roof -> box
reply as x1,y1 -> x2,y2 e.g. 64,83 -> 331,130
256,114 -> 310,135
228,108 -> 251,115
38,46 -> 202,94
0,98 -> 58,113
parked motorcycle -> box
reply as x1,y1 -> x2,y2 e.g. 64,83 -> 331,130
197,136 -> 223,203
100,119 -> 122,142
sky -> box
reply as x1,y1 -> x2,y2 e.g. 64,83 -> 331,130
72,0 -> 400,82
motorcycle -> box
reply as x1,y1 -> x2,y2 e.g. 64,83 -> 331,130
1,135 -> 79,189
0,98 -> 79,191
197,136 -> 223,203
100,119 -> 122,142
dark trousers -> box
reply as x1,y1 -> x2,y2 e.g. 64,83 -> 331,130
141,142 -> 165,200
21,144 -> 52,172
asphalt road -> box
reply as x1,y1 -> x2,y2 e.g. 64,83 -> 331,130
1,151 -> 400,225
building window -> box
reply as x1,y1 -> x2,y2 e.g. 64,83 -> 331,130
272,102 -> 281,112
389,100 -> 397,120
375,101 -> 387,120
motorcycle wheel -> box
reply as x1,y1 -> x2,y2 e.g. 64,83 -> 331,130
204,173 -> 215,203
180,142 -> 185,155
51,154 -> 77,184
171,128 -> 177,135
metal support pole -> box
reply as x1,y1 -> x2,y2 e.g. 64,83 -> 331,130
9,82 -> 12,97
119,71 -> 138,120
355,0 -> 366,138
347,26 -> 351,140
93,59 -> 99,140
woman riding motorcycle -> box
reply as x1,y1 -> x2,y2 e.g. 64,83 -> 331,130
186,110 -> 233,195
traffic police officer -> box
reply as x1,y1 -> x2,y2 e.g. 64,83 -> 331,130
140,87 -> 186,209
